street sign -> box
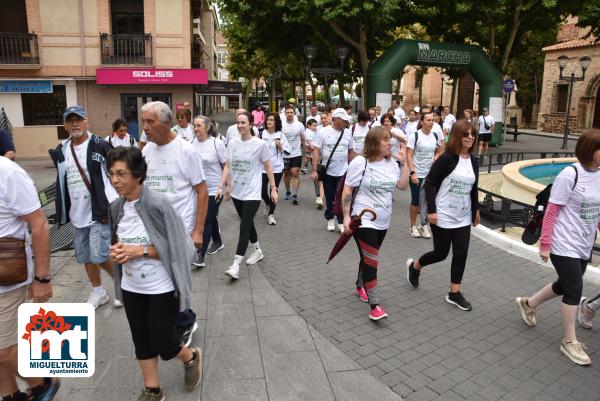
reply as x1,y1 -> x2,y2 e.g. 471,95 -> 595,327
503,79 -> 515,93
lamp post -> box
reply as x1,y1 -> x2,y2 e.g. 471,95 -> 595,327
304,44 -> 349,106
440,73 -> 448,106
558,55 -> 591,149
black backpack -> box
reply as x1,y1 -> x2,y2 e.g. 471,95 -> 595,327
522,165 -> 578,245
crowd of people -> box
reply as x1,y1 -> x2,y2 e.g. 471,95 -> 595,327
1,99 -> 599,401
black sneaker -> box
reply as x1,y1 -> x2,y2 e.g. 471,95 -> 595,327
406,258 -> 420,288
206,241 -> 224,255
177,321 -> 198,347
446,292 -> 472,311
292,195 -> 299,205
29,378 -> 60,401
192,251 -> 205,268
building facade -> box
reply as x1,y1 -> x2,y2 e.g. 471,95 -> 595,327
0,0 -> 219,158
538,20 -> 600,133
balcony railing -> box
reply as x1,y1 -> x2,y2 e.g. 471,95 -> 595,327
100,33 -> 152,65
0,32 -> 40,65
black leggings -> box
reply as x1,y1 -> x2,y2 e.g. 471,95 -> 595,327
353,227 -> 387,306
550,254 -> 588,305
232,198 -> 261,256
261,172 -> 283,214
418,224 -> 471,284
123,290 -> 181,360
200,195 -> 221,257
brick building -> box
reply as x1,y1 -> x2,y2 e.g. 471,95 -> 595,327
538,19 -> 600,133
0,0 -> 223,158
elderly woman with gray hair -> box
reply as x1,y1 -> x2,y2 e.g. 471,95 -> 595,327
190,115 -> 227,267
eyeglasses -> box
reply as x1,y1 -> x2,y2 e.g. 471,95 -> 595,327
462,131 -> 475,138
108,171 -> 132,179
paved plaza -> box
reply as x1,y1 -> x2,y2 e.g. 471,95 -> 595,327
20,130 -> 600,401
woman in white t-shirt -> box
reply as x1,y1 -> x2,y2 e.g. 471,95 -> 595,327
516,131 -> 600,366
216,111 -> 278,280
107,147 -> 202,399
171,108 -> 194,143
191,115 -> 227,267
406,120 -> 480,312
342,126 -> 409,321
260,113 -> 290,225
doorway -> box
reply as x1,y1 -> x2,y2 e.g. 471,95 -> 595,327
120,94 -> 171,139
594,86 -> 600,129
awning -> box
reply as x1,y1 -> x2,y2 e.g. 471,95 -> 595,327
96,68 -> 208,85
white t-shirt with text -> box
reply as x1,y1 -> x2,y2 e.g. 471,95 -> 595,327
174,125 -> 194,143
261,131 -> 290,174
227,137 -> 271,201
435,157 -> 475,229
307,113 -> 321,126
314,126 -> 354,177
118,200 -> 175,295
142,136 -> 205,232
282,119 -> 305,158
549,164 -> 600,259
345,156 -> 400,230
352,124 -> 370,154
192,137 -> 227,196
408,130 -> 441,178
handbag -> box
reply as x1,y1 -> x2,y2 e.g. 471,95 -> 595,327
0,237 -> 28,285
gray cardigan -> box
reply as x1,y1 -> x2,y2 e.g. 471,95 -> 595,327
109,185 -> 194,312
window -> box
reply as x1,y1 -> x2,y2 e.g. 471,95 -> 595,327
218,51 -> 227,64
555,83 -> 569,113
22,85 -> 67,126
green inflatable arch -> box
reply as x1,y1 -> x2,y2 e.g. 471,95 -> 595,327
366,39 -> 503,145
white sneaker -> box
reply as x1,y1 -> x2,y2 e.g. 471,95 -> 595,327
327,219 -> 336,232
225,264 -> 240,280
246,248 -> 264,265
409,225 -> 421,238
338,223 -> 345,234
113,299 -> 123,308
420,224 -> 432,239
87,290 -> 109,309
315,197 -> 323,209
267,215 -> 277,225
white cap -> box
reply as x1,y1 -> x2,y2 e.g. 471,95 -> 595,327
413,106 -> 421,113
390,127 -> 407,142
331,108 -> 352,122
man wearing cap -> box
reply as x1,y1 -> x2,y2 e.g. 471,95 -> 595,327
310,108 -> 355,232
478,107 -> 495,156
50,106 -> 118,308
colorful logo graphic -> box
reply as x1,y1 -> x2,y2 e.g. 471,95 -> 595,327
18,303 -> 95,377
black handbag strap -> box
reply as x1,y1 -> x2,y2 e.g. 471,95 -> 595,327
323,129 -> 345,173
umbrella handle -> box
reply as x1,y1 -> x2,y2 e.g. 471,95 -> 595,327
356,208 -> 377,221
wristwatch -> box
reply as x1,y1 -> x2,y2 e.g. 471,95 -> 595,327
409,171 -> 416,176
34,275 -> 52,283
143,246 -> 149,258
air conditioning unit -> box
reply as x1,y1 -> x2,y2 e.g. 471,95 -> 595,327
193,18 -> 206,44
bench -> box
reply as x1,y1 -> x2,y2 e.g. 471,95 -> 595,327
37,183 -> 74,253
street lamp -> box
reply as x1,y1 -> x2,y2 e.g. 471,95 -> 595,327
440,73 -> 449,106
304,44 -> 349,106
558,55 -> 591,149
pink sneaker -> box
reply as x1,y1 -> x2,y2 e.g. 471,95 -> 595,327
355,287 -> 368,303
369,306 -> 388,321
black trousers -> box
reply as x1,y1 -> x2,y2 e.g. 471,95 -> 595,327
232,198 -> 261,256
550,254 -> 588,305
418,224 -> 471,284
123,290 -> 182,360
261,172 -> 283,214
322,174 -> 342,222
200,195 -> 221,257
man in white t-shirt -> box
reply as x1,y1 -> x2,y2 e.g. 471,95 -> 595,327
443,106 -> 456,131
368,108 -> 381,128
105,118 -> 138,148
0,157 -> 60,401
392,100 -> 406,123
141,101 -> 208,347
308,104 -> 321,126
282,105 -> 305,204
50,106 -> 118,309
478,107 -> 495,156
310,108 -> 355,232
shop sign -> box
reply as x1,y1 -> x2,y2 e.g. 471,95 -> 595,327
96,68 -> 208,85
0,80 -> 53,93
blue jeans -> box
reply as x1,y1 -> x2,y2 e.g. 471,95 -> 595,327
322,174 -> 342,222
73,222 -> 111,264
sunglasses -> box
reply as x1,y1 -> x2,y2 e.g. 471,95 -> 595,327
463,131 -> 475,138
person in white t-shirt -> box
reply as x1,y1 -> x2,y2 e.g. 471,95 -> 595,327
392,99 -> 406,123
477,108 -> 495,156
308,104 -> 321,126
516,131 -> 600,366
260,113 -> 290,225
367,108 -> 381,128
303,118 -> 318,174
141,101 -> 208,347
191,116 -> 227,268
281,105 -> 305,204
310,108 -> 355,233
0,156 -> 60,401
403,109 -> 419,137
352,111 -> 370,154
50,105 -> 118,309
342,126 -> 409,321
381,113 -> 406,165
171,108 -> 194,143
406,120 -> 480,312
216,111 -> 278,280
105,118 -> 138,148
407,109 -> 443,239
375,105 -> 382,122
224,108 -> 259,145
443,106 -> 456,131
